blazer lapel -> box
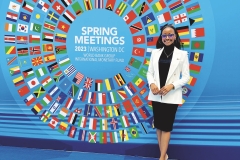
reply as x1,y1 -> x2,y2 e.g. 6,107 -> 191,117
166,47 -> 180,82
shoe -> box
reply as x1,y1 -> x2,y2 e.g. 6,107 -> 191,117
165,154 -> 168,160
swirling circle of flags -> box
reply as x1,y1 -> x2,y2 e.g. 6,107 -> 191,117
4,0 -> 205,144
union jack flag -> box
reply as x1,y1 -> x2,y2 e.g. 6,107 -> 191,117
83,77 -> 93,90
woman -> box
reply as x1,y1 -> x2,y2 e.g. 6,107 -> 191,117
147,24 -> 190,160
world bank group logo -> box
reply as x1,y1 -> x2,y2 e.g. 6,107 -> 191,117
3,0 -> 205,143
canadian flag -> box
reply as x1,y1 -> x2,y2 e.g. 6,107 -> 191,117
48,116 -> 59,129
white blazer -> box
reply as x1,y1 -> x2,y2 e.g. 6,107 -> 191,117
147,47 -> 190,104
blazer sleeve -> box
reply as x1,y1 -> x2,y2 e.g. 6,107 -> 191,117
172,51 -> 190,90
147,50 -> 156,87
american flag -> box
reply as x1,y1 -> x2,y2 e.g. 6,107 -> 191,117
83,77 -> 93,90
73,72 -> 84,85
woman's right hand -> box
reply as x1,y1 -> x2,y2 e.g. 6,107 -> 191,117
150,83 -> 160,95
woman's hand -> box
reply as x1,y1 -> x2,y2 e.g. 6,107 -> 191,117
159,84 -> 174,96
150,83 -> 160,95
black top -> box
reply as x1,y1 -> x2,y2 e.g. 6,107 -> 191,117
158,45 -> 174,88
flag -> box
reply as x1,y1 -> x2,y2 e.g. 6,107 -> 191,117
77,89 -> 88,102
173,13 -> 187,25
78,129 -> 87,141
189,15 -> 203,26
188,76 -> 197,86
89,118 -> 97,130
145,24 -> 158,35
19,12 -> 31,22
41,76 -> 53,88
100,119 -> 108,130
16,36 -> 27,44
42,44 -> 54,52
83,0 -> 93,10
129,111 -> 140,124
55,45 -> 67,54
140,87 -> 147,95
88,92 -> 97,104
129,21 -> 143,34
48,85 -> 60,97
44,53 -> 56,63
68,112 -> 78,125
32,11 -> 44,22
29,35 -> 40,43
5,46 -> 16,54
122,99 -> 134,112
61,0 -> 72,7
59,78 -> 71,91
191,28 -> 205,38
8,1 -> 21,13
132,75 -> 145,88
68,84 -> 79,97
115,2 -> 127,16
181,39 -> 190,48
10,66 -> 21,76
132,94 -> 143,108
27,77 -> 40,88
139,122 -> 149,134
37,0 -> 50,12
41,94 -> 52,106
6,56 -> 18,66
82,77 -> 93,90
95,0 -> 103,9
157,11 -> 171,24
5,23 -> 16,32
58,122 -> 68,134
31,103 -> 43,115
55,33 -> 67,43
22,1 -> 34,13
57,21 -> 70,33
78,116 -> 87,128
5,35 -> 15,43
128,0 -> 139,8
52,1 -> 65,14
117,88 -> 127,100
109,132 -> 118,143
94,106 -> 102,117
119,130 -> 129,141
31,56 -> 43,66
183,0 -> 191,3
47,62 -> 60,73
29,46 -> 41,55
138,106 -> 151,119
147,37 -> 158,46
71,1 -> 84,16
182,86 -> 191,97
44,21 -> 56,32
98,93 -> 107,104
135,2 -> 149,16
132,47 -> 145,57
191,41 -> 205,50
19,58 -> 31,67
88,132 -> 97,143
42,32 -> 54,42
147,116 -> 154,128
128,57 -> 141,69
84,104 -> 93,117
58,107 -> 68,119
169,0 -> 184,13
73,72 -> 84,85
56,92 -> 67,104
176,26 -> 189,36
40,110 -> 51,122
152,0 -> 166,13
47,11 -> 59,23
125,82 -> 137,96
189,52 -> 204,62
109,118 -> 119,130
143,58 -> 150,66
105,0 -> 116,11
123,10 -> 137,24
114,73 -> 125,87
104,106 -> 113,118
190,64 -> 201,74
129,126 -> 139,138
13,76 -> 25,87
113,104 -> 122,116
49,101 -> 60,113
186,2 -> 200,14
18,85 -> 30,97
95,79 -> 103,91
6,12 -> 18,22
33,86 -> 45,98
17,47 -> 28,56
59,55 -> 70,66
30,23 -> 42,33
132,35 -> 145,44
138,67 -> 147,78
120,115 -> 130,127
99,132 -> 107,144
68,126 -> 77,138
105,78 -> 115,90
107,91 -> 117,103
141,12 -> 155,25
48,116 -> 59,129
64,64 -> 76,77
63,10 -> 76,24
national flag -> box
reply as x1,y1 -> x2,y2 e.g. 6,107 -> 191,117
22,1 -> 34,13
63,10 -> 76,24
129,126 -> 139,138
183,0 -> 191,3
135,2 -> 149,16
68,112 -> 78,125
48,116 -> 59,129
186,2 -> 200,14
138,122 -> 149,134
169,0 -> 184,13
40,110 -> 51,122
41,94 -> 52,106
122,99 -> 134,112
88,132 -> 97,143
117,88 -> 127,100
16,36 -> 27,44
56,92 -> 67,104
138,106 -> 150,119
99,132 -> 107,144
191,28 -> 205,38
140,87 -> 147,95
29,46 -> 41,55
55,45 -> 67,54
132,94 -> 143,108
109,117 -> 119,130
176,26 -> 190,36
89,118 -> 97,130
83,0 -> 93,10
132,75 -> 145,88
5,23 -> 16,32
30,23 -> 42,33
37,0 -> 50,12
104,106 -> 113,118
48,101 -> 60,113
5,46 -> 16,54
128,0 -> 140,8
132,47 -> 145,57
47,62 -> 60,73
77,89 -> 88,101
42,32 -> 54,42
58,122 -> 68,134
189,52 -> 204,62
31,103 -> 43,115
55,33 -> 67,43
17,47 -> 28,56
189,15 -> 203,26
29,35 -> 40,43
82,77 -> 93,90
64,64 -> 76,77
141,12 -> 155,25
129,111 -> 140,124
13,76 -> 25,87
61,0 -> 72,7
78,129 -> 87,141
132,35 -> 145,44
182,86 -> 191,97
114,73 -> 125,87
109,132 -> 118,143
41,76 -> 53,88
143,58 -> 150,66
113,104 -> 122,116
129,21 -> 143,34
190,64 -> 201,74
95,0 -> 103,9
48,85 -> 60,97
52,1 -> 65,15
145,24 -> 158,35
71,2 -> 84,16
33,86 -> 45,98
84,104 -> 93,117
173,13 -> 187,25
115,2 -> 127,16
68,126 -> 77,138
5,35 -> 16,43
57,21 -> 70,33
88,92 -> 97,104
8,1 -> 21,13
100,119 -> 108,130
93,106 -> 102,117
42,44 -> 53,52
19,12 -> 31,22
105,78 -> 115,91
18,85 -> 30,97
98,93 -> 107,104
6,56 -> 18,66
119,130 -> 129,142
157,11 -> 171,24
138,67 -> 147,78
27,77 -> 39,88
74,108 -> 82,114
44,21 -> 56,32
47,11 -> 59,23
180,39 -> 190,48
19,58 -> 31,67
188,76 -> 197,86
120,115 -> 130,127
107,91 -> 117,103
10,66 -> 21,76
58,107 -> 68,119
31,56 -> 43,66
44,53 -> 56,63
58,55 -> 70,66
32,11 -> 44,22
105,0 -> 116,11
68,84 -> 79,97
191,41 -> 205,50
59,78 -> 71,91
6,12 -> 18,22
147,116 -> 154,128
95,79 -> 103,91
125,82 -> 137,96
78,116 -> 87,128
152,0 -> 166,13
123,10 -> 137,24
128,57 -> 141,69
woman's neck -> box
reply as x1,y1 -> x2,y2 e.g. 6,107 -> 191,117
164,44 -> 174,53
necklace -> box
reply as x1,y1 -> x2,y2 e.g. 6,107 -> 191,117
163,50 -> 173,58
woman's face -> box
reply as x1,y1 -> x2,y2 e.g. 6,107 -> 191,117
161,27 -> 176,46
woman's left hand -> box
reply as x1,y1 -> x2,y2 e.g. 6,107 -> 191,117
159,84 -> 174,96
